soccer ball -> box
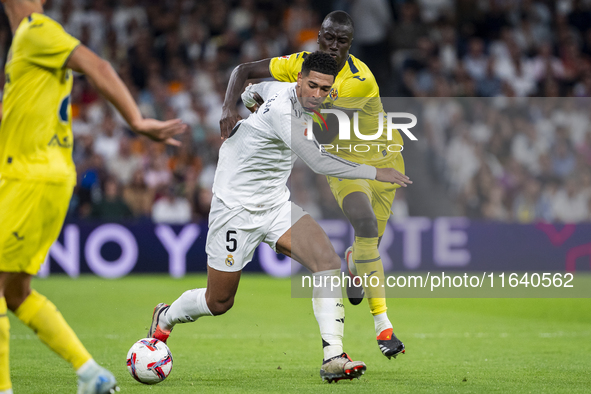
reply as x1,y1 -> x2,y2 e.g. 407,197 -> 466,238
126,338 -> 173,384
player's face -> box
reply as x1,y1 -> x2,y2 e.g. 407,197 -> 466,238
317,22 -> 353,70
297,71 -> 334,111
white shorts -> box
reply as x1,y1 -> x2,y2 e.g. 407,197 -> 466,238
206,197 -> 308,272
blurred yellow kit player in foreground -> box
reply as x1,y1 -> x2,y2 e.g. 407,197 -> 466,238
0,1 -> 186,393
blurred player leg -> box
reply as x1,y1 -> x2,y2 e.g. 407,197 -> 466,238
5,275 -> 119,393
7,274 -> 119,393
0,275 -> 10,392
11,282 -> 91,368
0,180 -> 118,393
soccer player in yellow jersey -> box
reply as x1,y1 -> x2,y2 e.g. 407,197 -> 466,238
220,11 -> 406,360
0,1 -> 186,393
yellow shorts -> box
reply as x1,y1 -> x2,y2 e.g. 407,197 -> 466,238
326,153 -> 405,236
0,178 -> 73,275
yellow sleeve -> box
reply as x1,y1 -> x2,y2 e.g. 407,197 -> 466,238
269,52 -> 307,83
334,74 -> 379,111
21,17 -> 80,70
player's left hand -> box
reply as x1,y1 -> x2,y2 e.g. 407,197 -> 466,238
246,92 -> 265,113
131,118 -> 187,146
220,108 -> 243,140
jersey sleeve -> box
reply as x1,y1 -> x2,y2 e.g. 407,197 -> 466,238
272,109 -> 376,180
20,17 -> 80,69
269,52 -> 307,83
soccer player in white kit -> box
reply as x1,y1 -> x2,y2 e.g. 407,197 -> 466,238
147,52 -> 411,382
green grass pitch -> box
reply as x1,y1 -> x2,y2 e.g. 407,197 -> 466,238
8,274 -> 591,393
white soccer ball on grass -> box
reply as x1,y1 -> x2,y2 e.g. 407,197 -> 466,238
126,338 -> 173,384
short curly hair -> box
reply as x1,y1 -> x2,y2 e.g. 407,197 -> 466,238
301,51 -> 338,79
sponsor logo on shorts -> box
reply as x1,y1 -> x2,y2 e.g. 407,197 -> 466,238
225,254 -> 235,267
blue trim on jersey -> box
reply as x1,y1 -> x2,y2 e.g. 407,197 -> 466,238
347,56 -> 359,74
28,15 -> 32,22
59,96 -> 70,123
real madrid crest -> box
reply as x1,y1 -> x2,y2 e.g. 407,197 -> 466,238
225,254 -> 235,267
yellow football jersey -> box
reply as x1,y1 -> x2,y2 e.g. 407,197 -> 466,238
0,13 -> 80,184
269,52 -> 403,165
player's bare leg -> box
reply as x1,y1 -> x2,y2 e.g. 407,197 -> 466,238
150,267 -> 241,343
276,215 -> 366,382
205,268 -> 242,315
342,192 -> 405,359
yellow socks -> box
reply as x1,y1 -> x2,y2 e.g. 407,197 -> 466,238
14,290 -> 91,370
353,236 -> 387,315
353,237 -> 395,336
0,298 -> 11,392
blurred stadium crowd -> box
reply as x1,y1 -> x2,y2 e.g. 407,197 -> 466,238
420,97 -> 591,223
1,0 -> 591,223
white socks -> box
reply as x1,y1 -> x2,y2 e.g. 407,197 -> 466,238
158,270 -> 351,362
160,288 -> 212,331
312,269 -> 344,360
374,311 -> 393,336
76,358 -> 99,377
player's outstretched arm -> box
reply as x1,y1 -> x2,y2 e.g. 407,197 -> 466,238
220,58 -> 272,139
375,167 -> 412,187
66,45 -> 186,146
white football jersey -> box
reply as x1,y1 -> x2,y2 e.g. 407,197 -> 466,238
213,83 -> 376,211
